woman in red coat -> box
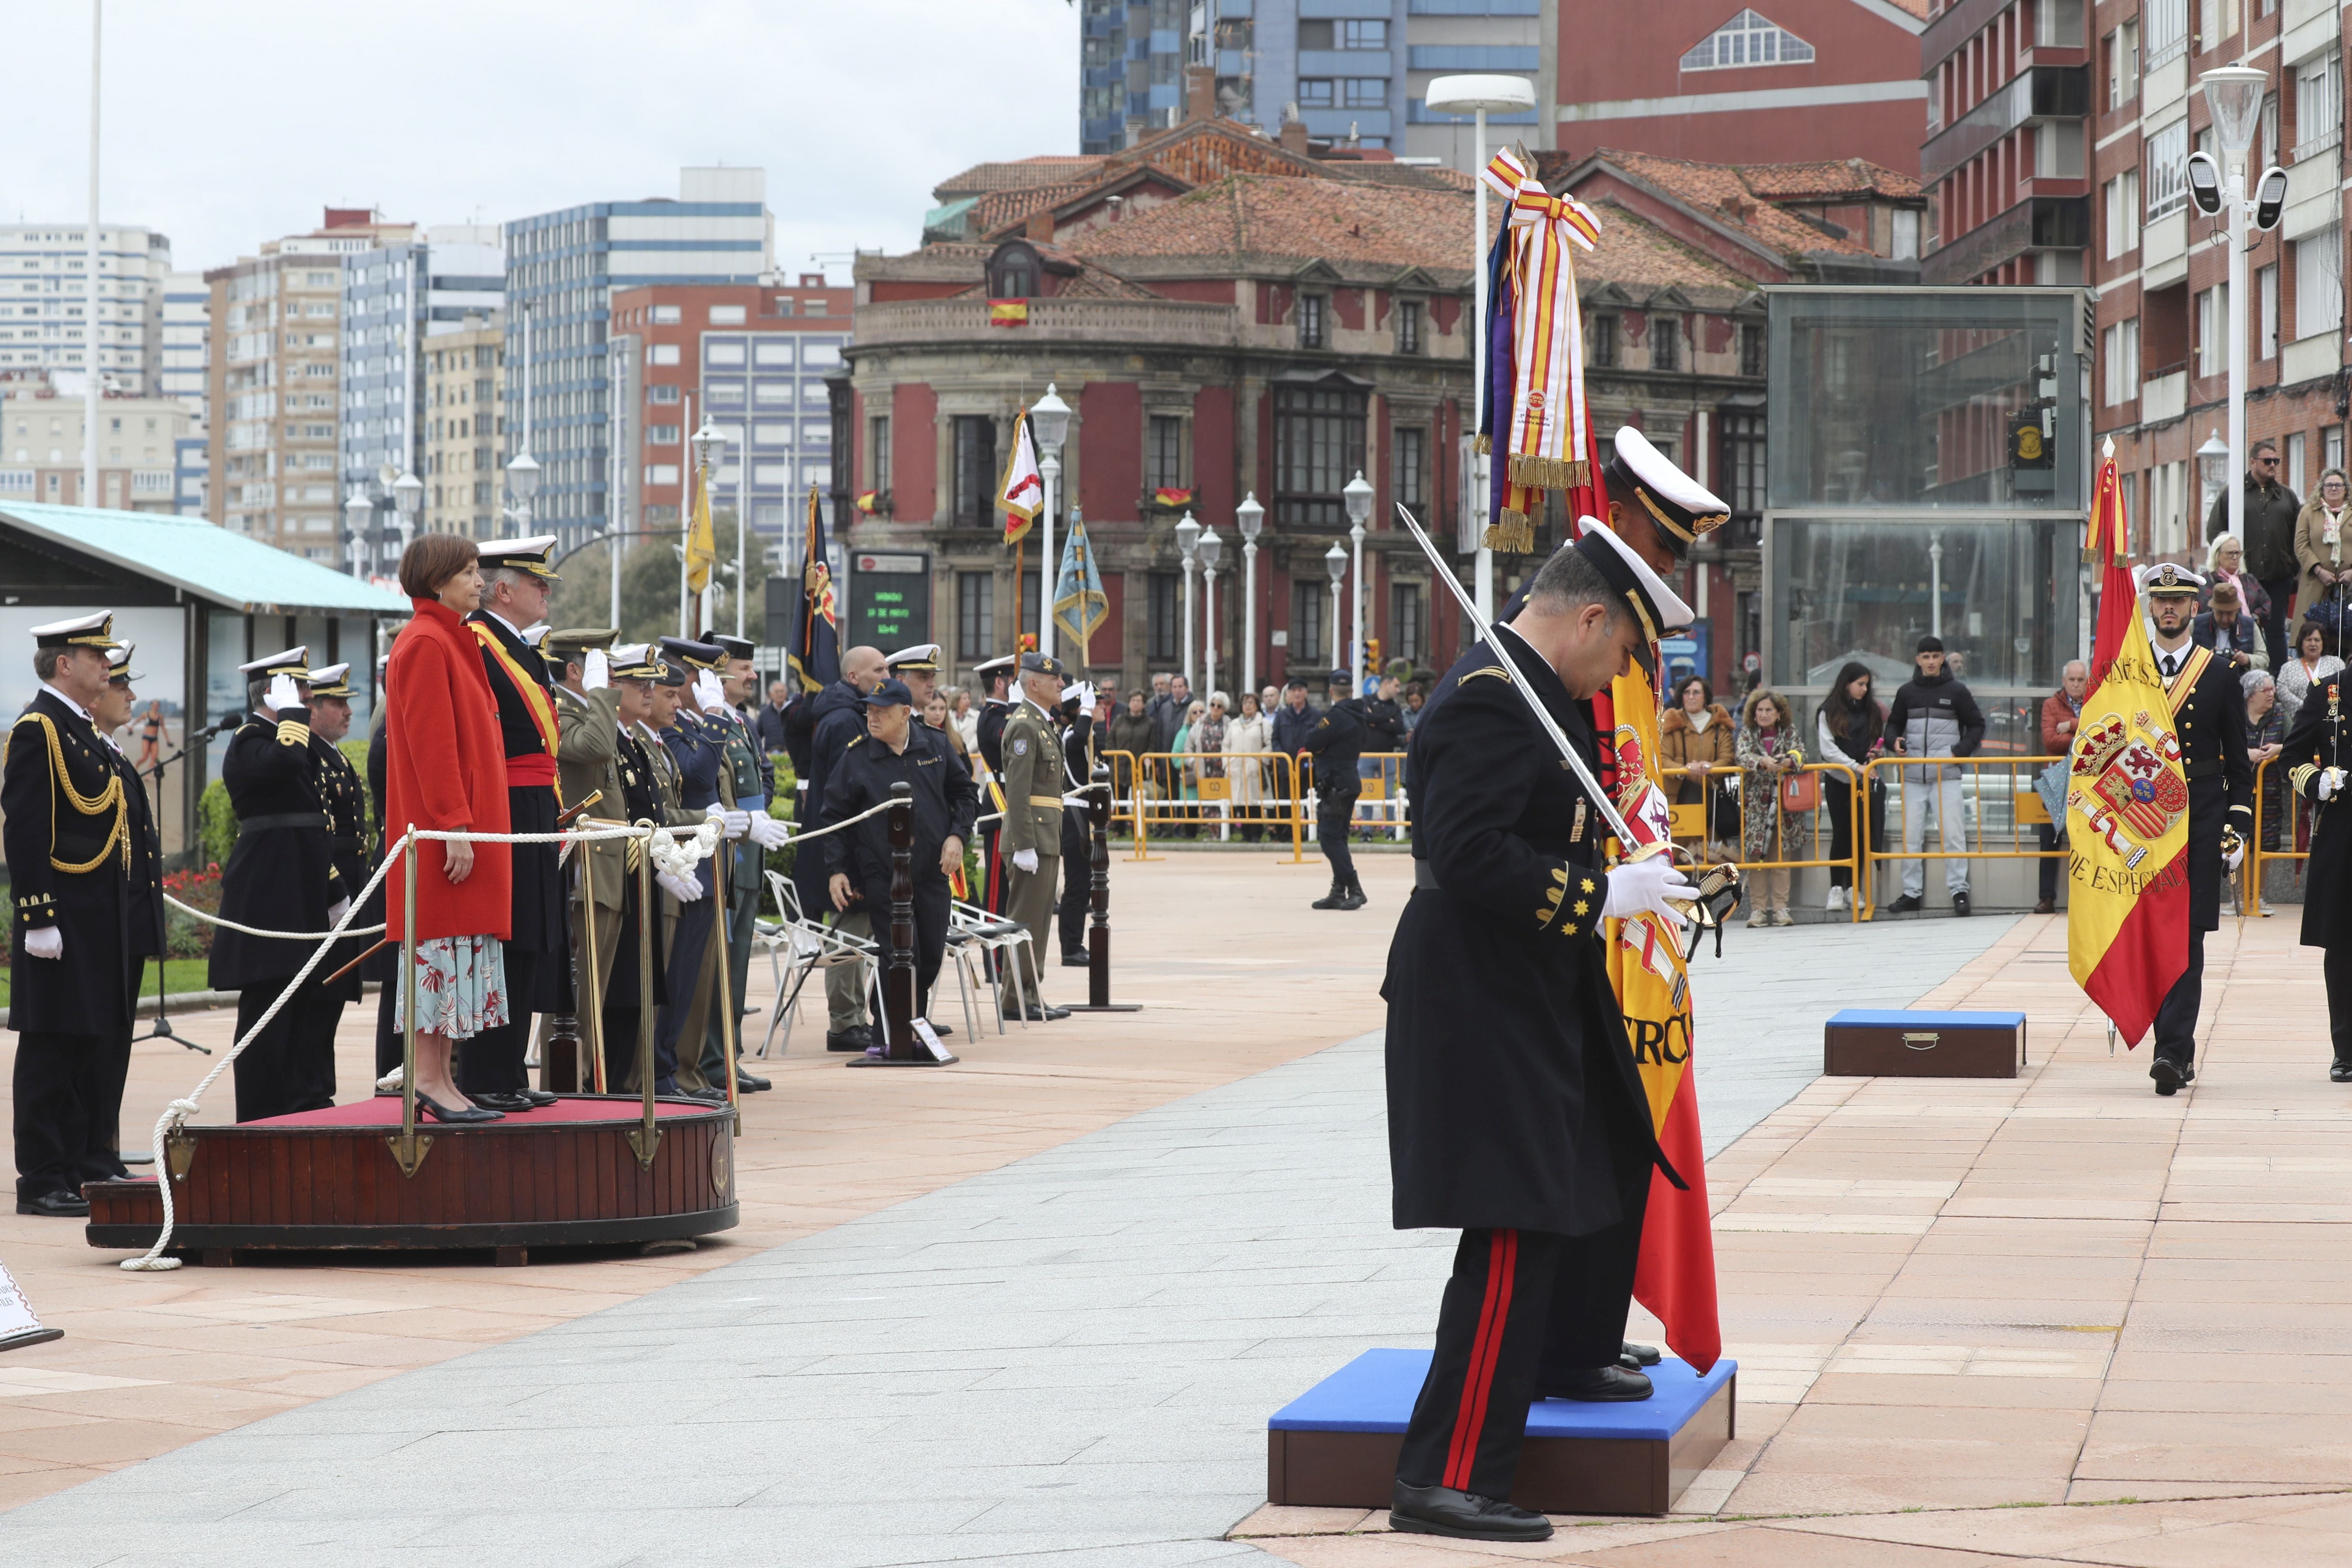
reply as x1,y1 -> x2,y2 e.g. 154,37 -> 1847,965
383,533 -> 513,1121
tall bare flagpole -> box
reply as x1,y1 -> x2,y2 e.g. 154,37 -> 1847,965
82,0 -> 102,509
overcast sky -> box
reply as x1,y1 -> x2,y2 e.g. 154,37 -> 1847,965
2,0 -> 1081,278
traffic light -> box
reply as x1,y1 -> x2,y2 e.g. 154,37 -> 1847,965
2009,410 -> 2052,469
1363,637 -> 1382,679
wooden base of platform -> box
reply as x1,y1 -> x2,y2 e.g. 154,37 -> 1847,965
84,1095 -> 738,1258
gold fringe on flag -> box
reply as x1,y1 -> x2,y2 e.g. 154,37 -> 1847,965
1483,509 -> 1536,554
1507,453 -> 1587,490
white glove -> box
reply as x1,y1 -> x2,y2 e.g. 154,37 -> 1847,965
1012,847 -> 1039,874
2323,768 -> 2346,802
582,649 -> 610,692
657,870 -> 705,904
694,671 -> 728,714
21,925 -> 61,960
327,897 -> 350,927
705,802 -> 751,839
1601,854 -> 1696,927
747,814 -> 790,849
266,673 -> 303,715
2224,841 -> 2246,873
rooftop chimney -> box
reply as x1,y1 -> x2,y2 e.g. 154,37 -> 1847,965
1186,64 -> 1217,123
322,207 -> 374,230
1278,104 -> 1310,157
1026,208 -> 1056,243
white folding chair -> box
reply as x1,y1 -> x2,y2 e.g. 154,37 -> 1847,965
759,870 -> 881,1057
952,897 -> 1035,1028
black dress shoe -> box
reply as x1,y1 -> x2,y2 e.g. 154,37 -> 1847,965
415,1093 -> 504,1124
735,1071 -> 771,1093
1538,1364 -> 1654,1401
1622,1340 -> 1662,1366
826,1027 -> 873,1053
677,1086 -> 729,1105
2333,1061 -> 2352,1083
1041,1004 -> 1071,1020
16,1190 -> 89,1218
1061,951 -> 1090,968
1389,1481 -> 1552,1542
1887,893 -> 1923,913
2151,1058 -> 2183,1096
471,1091 -> 541,1113
2033,898 -> 2056,914
515,1087 -> 559,1108
1003,1004 -> 1047,1022
1952,890 -> 1972,917
1311,885 -> 1351,910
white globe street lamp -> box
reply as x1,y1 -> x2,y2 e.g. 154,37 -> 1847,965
1324,539 -> 1348,675
1343,468 -> 1375,693
1235,490 -> 1264,696
1030,383 -> 1073,661
343,487 -> 373,581
2202,64 -> 2269,551
1197,523 -> 1224,701
1175,510 -> 1202,692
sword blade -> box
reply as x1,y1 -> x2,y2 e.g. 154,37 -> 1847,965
1393,502 -> 1639,848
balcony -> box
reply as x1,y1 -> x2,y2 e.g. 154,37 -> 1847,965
1921,66 -> 2090,185
1919,196 -> 2089,284
852,296 -> 1240,351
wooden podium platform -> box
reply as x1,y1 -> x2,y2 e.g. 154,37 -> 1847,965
1267,1348 -> 1736,1516
83,1095 -> 738,1263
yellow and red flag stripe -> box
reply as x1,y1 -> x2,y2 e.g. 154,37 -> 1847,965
2086,439 -> 2139,692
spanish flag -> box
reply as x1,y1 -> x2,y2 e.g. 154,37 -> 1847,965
2086,437 -> 2139,690
1152,486 -> 1193,508
1600,660 -> 1720,1376
988,298 -> 1029,327
2066,595 -> 2191,1046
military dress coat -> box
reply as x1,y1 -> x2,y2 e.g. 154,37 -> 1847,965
2157,641 -> 2254,933
110,734 -> 163,966
996,700 -> 1065,861
554,683 -> 628,915
209,710 -> 344,991
309,729 -> 371,1004
1384,627 -> 1683,1239
468,611 -> 566,963
2282,675 -> 2352,948
3,689 -> 133,1035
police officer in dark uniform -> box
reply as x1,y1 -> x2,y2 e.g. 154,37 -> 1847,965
2141,564 -> 2254,1095
1302,670 -> 1369,910
210,647 -> 349,1123
815,678 -> 979,1028
1384,530 -> 1698,1544
1055,680 -> 1097,965
5,612 -> 134,1216
466,536 -> 567,1112
298,662 -> 369,1112
2283,655 -> 2352,1078
973,653 -> 1016,913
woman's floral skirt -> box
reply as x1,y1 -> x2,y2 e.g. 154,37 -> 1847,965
390,935 -> 508,1040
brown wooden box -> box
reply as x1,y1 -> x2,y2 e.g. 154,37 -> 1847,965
1824,1009 -> 2024,1078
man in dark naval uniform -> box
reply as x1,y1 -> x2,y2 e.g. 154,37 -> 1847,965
972,652 -> 1016,915
2283,653 -> 2352,1079
465,536 -> 567,1113
1301,670 -> 1369,910
300,662 -> 370,1112
91,641 -> 163,1181
2140,563 -> 2254,1095
1384,532 -> 1698,1544
211,647 -> 349,1124
4,612 -> 133,1216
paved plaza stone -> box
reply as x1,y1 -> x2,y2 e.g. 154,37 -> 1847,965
0,856 -> 2347,1566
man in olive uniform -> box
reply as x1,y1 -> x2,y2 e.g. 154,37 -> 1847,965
1385,532 -> 1698,1544
1302,670 -> 1369,910
466,537 -> 567,1112
701,633 -> 785,1092
5,613 -> 134,1215
298,662 -> 369,1112
2141,564 -> 2254,1094
211,647 -> 349,1124
545,627 -> 622,1082
997,652 -> 1072,1021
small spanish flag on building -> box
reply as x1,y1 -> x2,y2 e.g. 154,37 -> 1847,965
988,298 -> 1029,328
855,490 -> 879,514
1151,486 -> 1193,508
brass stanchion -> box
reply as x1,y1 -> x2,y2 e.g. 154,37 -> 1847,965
712,832 -> 740,1128
386,828 -> 431,1177
581,834 -> 606,1095
627,821 -> 661,1169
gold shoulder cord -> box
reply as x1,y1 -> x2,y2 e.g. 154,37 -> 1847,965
16,714 -> 127,873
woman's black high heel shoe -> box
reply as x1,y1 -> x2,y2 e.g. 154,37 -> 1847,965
414,1092 -> 503,1124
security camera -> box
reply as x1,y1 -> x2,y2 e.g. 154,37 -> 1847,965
2254,165 -> 2290,231
2186,153 -> 2224,217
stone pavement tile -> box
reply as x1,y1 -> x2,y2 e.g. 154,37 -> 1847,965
1555,1525 -> 2041,1565
2064,1480 -> 2345,1504
1721,1470 -> 2072,1513
2055,1519 -> 2352,1567
1800,1371 -> 2107,1409
2077,1410 -> 2352,1485
1781,1493 -> 2338,1556
1229,1504 -> 1376,1536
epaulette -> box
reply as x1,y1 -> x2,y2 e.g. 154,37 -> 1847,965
1460,666 -> 1513,686
845,735 -> 864,749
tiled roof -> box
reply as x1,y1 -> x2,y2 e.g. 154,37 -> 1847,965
969,179 -> 1098,239
1063,174 -> 1475,272
1883,0 -> 1931,17
1577,200 -> 1757,295
1329,162 -> 1478,193
1737,156 -> 1922,202
1106,119 -> 1326,185
1599,150 -> 1880,257
932,156 -> 1108,203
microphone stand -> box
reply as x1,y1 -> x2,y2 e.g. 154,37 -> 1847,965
128,714 -> 235,1054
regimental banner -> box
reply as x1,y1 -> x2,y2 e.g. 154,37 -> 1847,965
2066,609 -> 2191,1045
1602,660 -> 1721,1376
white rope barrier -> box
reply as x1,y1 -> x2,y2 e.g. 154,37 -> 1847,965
162,895 -> 386,941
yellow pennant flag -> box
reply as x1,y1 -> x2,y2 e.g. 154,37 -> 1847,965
686,461 -> 717,594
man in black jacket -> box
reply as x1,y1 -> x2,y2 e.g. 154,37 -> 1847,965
971,653 -> 1016,915
91,643 -> 161,1183
1302,671 -> 1369,910
5,613 -> 135,1216
1883,635 -> 1987,916
799,643 -> 888,1050
2205,438 -> 2300,667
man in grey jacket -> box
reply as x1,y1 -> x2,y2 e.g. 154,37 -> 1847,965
1883,634 -> 1986,916
2206,438 -> 2300,667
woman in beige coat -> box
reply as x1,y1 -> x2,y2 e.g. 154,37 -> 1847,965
1222,690 -> 1273,842
2295,468 -> 2352,623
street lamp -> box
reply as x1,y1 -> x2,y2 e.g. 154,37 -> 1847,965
1030,383 -> 1073,660
391,469 -> 422,555
1236,490 -> 1264,695
1197,523 -> 1223,700
343,487 -> 373,581
2196,428 -> 2232,524
1343,468 -> 1374,692
1175,509 -> 1202,692
2202,64 -> 2269,550
505,450 -> 540,528
1425,73 -> 1537,631
1324,540 -> 1348,674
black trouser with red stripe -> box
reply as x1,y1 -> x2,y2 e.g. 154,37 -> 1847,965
1395,1208 -> 1647,1499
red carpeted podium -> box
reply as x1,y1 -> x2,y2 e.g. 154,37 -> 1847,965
83,1096 -> 738,1265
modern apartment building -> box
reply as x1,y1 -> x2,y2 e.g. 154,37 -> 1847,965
339,229 -> 503,569
1083,0 -> 1191,152
502,167 -> 773,554
0,223 -> 174,393
205,208 -> 418,560
2087,0 -> 2349,563
1918,0 -> 2091,284
1403,0 -> 1548,168
419,312 -> 506,541
0,381 -> 194,511
607,277 -> 849,545
158,270 -> 211,516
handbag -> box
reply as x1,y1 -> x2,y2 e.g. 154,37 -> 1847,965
1779,767 -> 1819,815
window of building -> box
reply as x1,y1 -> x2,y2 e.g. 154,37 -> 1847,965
1738,320 -> 1764,378
1719,411 -> 1765,518
2145,121 -> 2189,219
1299,78 -> 1335,107
2101,320 -> 2141,404
647,383 -> 679,405
706,341 -> 746,365
951,415 -> 997,525
2104,171 -> 2142,257
1397,299 -> 1422,354
1589,313 -> 1618,368
648,423 -> 680,445
2260,94 -> 2280,173
1343,78 -> 1387,107
1395,427 -> 1426,508
2260,263 -> 2280,359
754,340 -> 793,366
1390,582 -> 1424,665
2196,285 -> 2226,377
989,248 -> 1036,300
956,571 -> 995,662
869,413 -> 891,491
2143,0 -> 2187,69
1651,315 -> 1680,372
1298,18 -> 1387,48
2298,228 -> 2343,340
2328,425 -> 2345,475
2288,430 -> 2308,496
649,343 -> 681,366
1679,9 -> 1814,70
1148,571 -> 1180,662
2297,53 -> 2342,162
710,304 -> 745,325
1290,579 -> 1329,666
1146,415 -> 1185,492
1273,380 -> 1367,524
1298,293 -> 1326,349
652,304 -> 681,325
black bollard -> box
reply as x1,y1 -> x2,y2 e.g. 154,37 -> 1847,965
1066,763 -> 1142,1014
849,783 -> 956,1066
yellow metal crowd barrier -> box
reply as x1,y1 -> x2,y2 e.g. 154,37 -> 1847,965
1856,754 -> 2067,921
1101,750 -> 1308,862
1672,762 -> 1867,922
2246,754 -> 2307,914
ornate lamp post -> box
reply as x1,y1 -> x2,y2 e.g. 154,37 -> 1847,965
2201,65 -> 2268,548
1324,540 -> 1348,676
1175,510 -> 1201,691
392,469 -> 422,555
1029,383 -> 1073,659
1197,523 -> 1223,700
343,487 -> 373,581
1236,490 -> 1264,695
1343,468 -> 1374,693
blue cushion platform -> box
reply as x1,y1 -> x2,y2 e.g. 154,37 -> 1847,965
1265,1348 -> 1738,1516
